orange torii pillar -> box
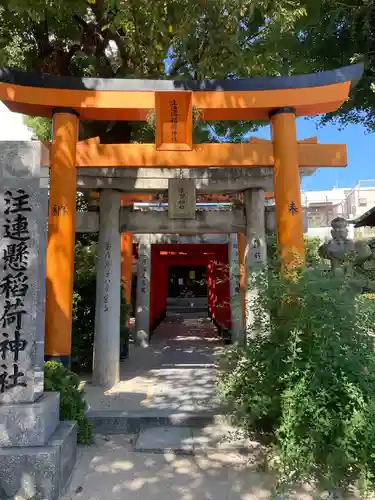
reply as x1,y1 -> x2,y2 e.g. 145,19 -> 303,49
45,109 -> 79,367
270,108 -> 305,271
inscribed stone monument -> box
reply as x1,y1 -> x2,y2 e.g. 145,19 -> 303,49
0,142 -> 47,404
0,142 -> 77,500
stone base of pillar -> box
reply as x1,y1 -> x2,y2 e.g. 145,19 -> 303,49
0,393 -> 77,500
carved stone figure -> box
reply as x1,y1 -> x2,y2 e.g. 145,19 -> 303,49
318,217 -> 372,277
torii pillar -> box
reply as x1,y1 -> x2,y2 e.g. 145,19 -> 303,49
121,232 -> 133,304
270,108 -> 305,271
45,109 -> 79,367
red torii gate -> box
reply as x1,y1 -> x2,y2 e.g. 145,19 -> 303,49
0,64 -> 362,366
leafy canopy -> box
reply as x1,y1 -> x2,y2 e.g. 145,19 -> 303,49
281,0 -> 375,131
0,0 -> 310,142
2,1 -> 373,136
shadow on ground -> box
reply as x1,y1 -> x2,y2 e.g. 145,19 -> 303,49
63,434 -> 349,500
81,315 -> 225,413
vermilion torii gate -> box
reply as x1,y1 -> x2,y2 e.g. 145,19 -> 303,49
0,64 -> 363,368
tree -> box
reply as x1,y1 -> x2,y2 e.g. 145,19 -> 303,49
0,0 -> 311,142
281,0 -> 375,131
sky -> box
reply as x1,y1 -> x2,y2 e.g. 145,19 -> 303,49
254,118 -> 375,191
0,101 -> 373,192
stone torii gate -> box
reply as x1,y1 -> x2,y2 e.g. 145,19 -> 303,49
0,64 -> 362,377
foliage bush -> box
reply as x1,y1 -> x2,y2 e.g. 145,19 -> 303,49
71,233 -> 97,372
267,234 -> 323,271
44,361 -> 93,445
120,288 -> 132,359
219,267 -> 375,497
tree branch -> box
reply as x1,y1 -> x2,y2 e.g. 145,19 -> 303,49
87,0 -> 105,25
129,0 -> 143,66
73,14 -> 87,29
333,0 -> 360,8
168,57 -> 187,76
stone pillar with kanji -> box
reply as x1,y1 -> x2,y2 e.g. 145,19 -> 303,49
135,234 -> 152,346
0,141 -> 77,500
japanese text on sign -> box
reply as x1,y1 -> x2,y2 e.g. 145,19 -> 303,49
169,99 -> 179,143
138,245 -> 148,294
51,204 -> 67,217
0,190 -> 30,393
178,188 -> 186,211
103,242 -> 112,312
288,201 -> 299,215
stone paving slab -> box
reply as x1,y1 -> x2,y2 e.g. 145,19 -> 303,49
135,426 -> 194,453
81,315 -> 224,415
134,425 -> 259,455
191,424 -> 258,452
62,434 -> 364,500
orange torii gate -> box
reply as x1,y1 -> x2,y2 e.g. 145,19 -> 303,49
0,64 -> 362,365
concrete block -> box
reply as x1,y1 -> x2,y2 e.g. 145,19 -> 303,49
191,424 -> 257,452
135,426 -> 194,453
49,421 -> 77,494
0,421 -> 77,500
0,392 -> 60,447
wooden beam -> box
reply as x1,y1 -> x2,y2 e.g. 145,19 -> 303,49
70,142 -> 346,168
0,80 -> 351,121
249,136 -> 318,144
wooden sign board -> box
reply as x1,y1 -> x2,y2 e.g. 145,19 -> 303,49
155,91 -> 193,151
168,179 -> 196,219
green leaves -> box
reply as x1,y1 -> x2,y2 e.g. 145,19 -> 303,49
282,0 -> 375,130
1,0 -> 318,142
44,361 -> 93,444
219,266 -> 375,497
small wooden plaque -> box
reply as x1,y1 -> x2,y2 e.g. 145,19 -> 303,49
155,91 -> 193,151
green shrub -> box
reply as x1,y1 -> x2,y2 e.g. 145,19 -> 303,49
120,287 -> 132,358
219,268 -> 375,497
71,234 -> 97,372
267,234 -> 323,271
44,361 -> 93,445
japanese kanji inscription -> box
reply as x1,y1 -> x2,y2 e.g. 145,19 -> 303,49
0,142 -> 48,403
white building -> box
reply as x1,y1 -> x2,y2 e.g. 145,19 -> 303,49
303,180 -> 375,240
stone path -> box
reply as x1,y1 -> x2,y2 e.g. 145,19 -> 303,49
62,432 -> 355,500
82,315 -> 224,414
69,315 -> 365,499
63,433 -> 274,500
134,424 -> 255,454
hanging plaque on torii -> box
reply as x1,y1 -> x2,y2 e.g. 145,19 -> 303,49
168,178 -> 196,219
